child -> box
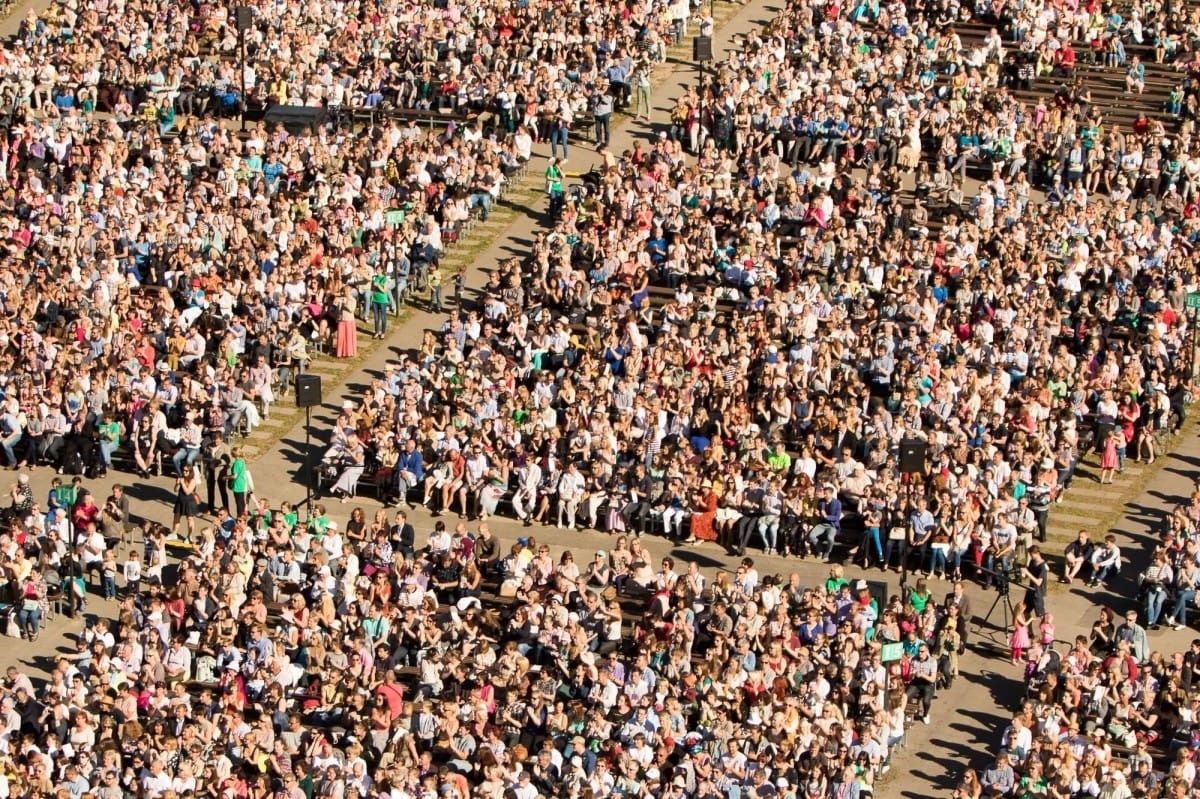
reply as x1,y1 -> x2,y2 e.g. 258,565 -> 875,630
1039,612 -> 1056,647
146,550 -> 164,587
123,549 -> 142,599
1010,602 -> 1031,665
101,551 -> 118,600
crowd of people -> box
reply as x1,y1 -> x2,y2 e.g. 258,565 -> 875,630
0,0 -> 1198,793
964,603 -> 1200,799
1,476 -> 983,799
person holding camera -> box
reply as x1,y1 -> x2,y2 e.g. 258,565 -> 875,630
101,484 -> 133,546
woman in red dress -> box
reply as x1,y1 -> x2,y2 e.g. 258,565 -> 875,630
689,480 -> 719,542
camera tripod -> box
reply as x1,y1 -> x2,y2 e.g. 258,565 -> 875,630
972,564 -> 1024,654
978,578 -> 1017,635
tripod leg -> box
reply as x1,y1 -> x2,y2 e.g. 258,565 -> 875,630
979,591 -> 1007,631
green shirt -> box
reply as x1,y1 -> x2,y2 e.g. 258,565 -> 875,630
767,451 -> 791,472
99,421 -> 120,445
825,576 -> 849,594
371,273 -> 389,304
230,458 -> 248,493
546,165 -> 564,194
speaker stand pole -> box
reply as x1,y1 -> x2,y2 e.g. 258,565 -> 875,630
304,406 -> 312,519
238,16 -> 247,132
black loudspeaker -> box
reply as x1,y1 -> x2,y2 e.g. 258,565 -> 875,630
693,36 -> 713,62
295,375 -> 323,408
865,580 -> 889,614
899,439 -> 928,474
263,104 -> 328,135
235,6 -> 253,31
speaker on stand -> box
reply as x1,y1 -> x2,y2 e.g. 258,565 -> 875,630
234,6 -> 253,129
899,439 -> 928,475
294,375 -> 323,513
692,35 -> 713,90
294,375 -> 323,408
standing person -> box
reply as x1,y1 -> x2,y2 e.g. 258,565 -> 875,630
369,264 -> 390,340
428,265 -> 444,313
171,465 -> 201,542
592,89 -> 613,149
1020,546 -> 1049,617
16,567 -> 44,641
944,581 -> 973,648
1099,428 -> 1120,484
1010,602 -> 1031,665
546,158 -> 565,219
122,548 -> 141,599
689,480 -> 719,543
229,447 -> 249,518
335,285 -> 358,359
204,431 -> 232,514
634,63 -> 652,120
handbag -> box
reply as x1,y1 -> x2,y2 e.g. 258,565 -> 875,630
21,598 -> 38,612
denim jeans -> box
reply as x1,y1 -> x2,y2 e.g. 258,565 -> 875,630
468,192 -> 493,219
950,547 -> 966,574
758,515 -> 780,551
808,523 -> 837,558
16,605 -> 40,636
859,527 -> 883,564
883,538 -> 907,570
1,431 -> 21,465
99,439 -> 118,467
371,300 -> 388,336
1146,586 -> 1168,626
1170,588 -> 1196,625
550,125 -> 569,160
173,446 -> 200,475
594,113 -> 611,146
930,545 -> 949,575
